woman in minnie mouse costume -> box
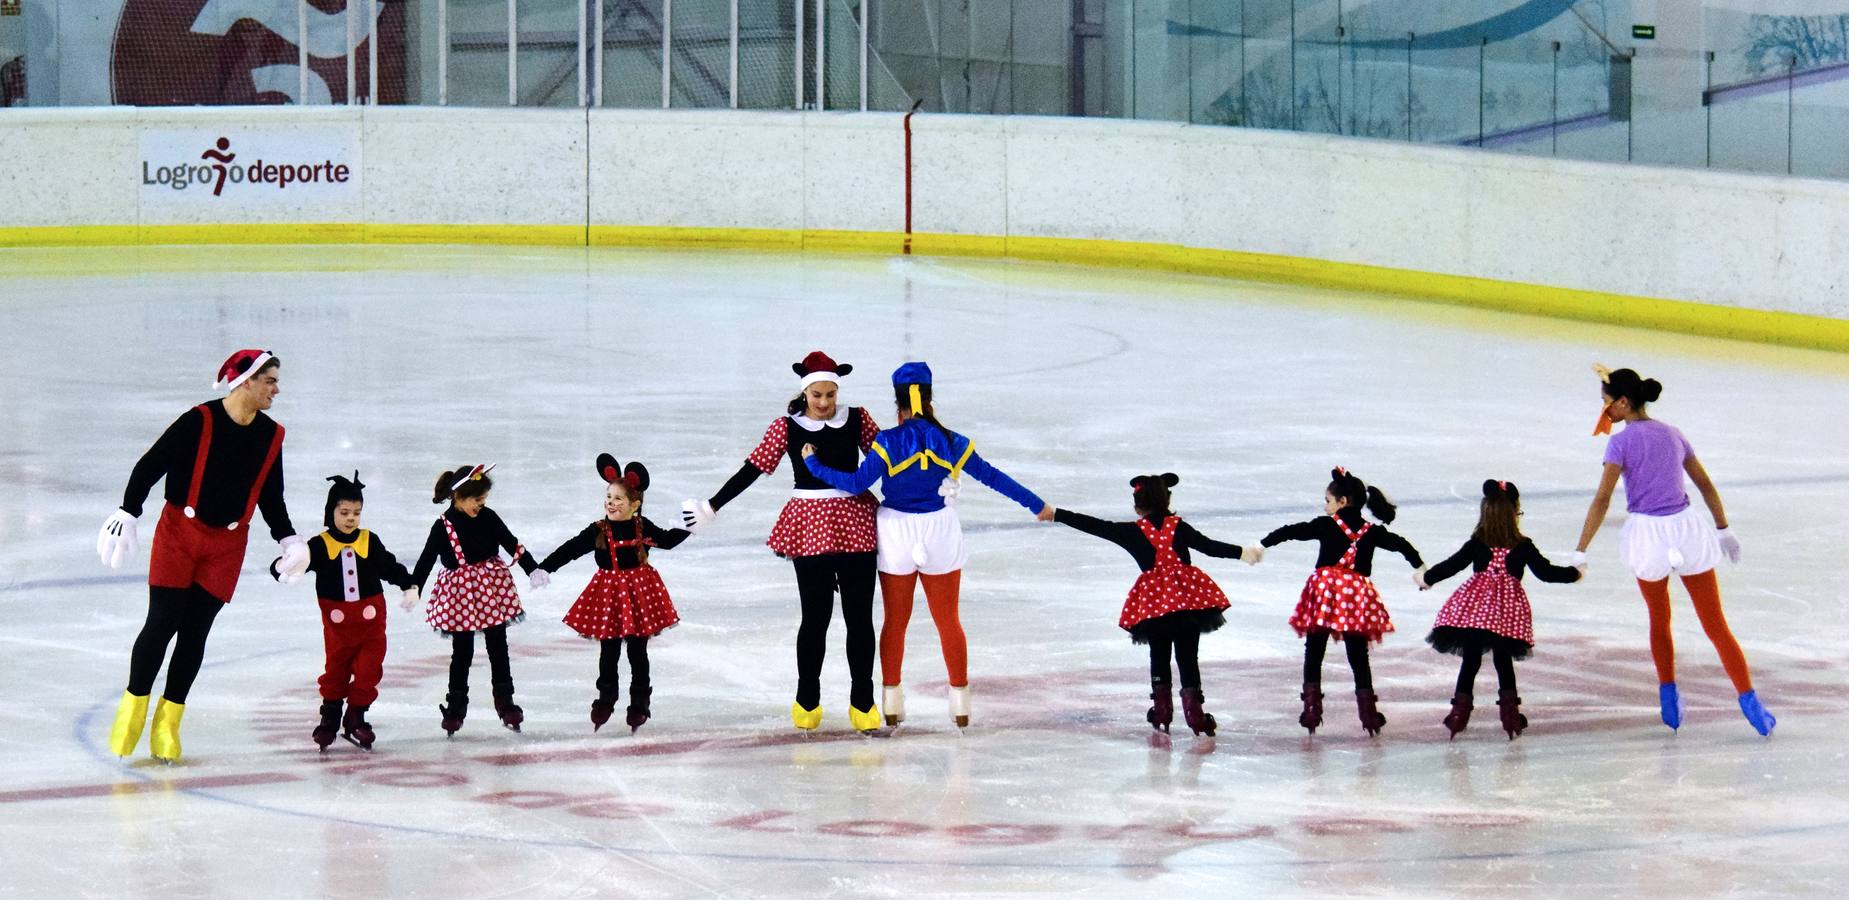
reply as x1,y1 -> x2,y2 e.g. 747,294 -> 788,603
680,351 -> 885,732
98,349 -> 308,763
539,455 -> 691,733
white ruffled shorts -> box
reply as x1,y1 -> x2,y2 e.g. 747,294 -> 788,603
876,506 -> 968,576
1619,506 -> 1721,581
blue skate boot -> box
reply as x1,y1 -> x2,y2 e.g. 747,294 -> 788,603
1738,690 -> 1776,736
1659,682 -> 1684,731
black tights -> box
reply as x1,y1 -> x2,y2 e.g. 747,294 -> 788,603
597,637 -> 651,704
448,625 -> 513,701
127,586 -> 224,704
1147,633 -> 1202,689
791,552 -> 877,710
1455,646 -> 1518,696
1303,631 -> 1374,693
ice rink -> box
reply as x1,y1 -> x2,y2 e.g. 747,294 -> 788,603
1,245 -> 1845,896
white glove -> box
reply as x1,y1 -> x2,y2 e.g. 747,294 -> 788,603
1570,550 -> 1588,570
270,558 -> 304,585
1716,528 -> 1741,564
937,476 -> 961,507
1413,568 -> 1430,591
529,568 -> 551,590
400,586 -> 420,611
681,499 -> 716,532
97,509 -> 140,569
276,535 -> 310,579
1239,545 -> 1263,566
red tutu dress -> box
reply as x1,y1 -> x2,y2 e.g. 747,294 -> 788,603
1427,546 -> 1534,658
1120,517 -> 1232,643
424,516 -> 525,635
1289,518 -> 1394,642
562,520 -> 681,640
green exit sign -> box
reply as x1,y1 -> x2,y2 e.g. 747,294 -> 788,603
1633,24 -> 1656,40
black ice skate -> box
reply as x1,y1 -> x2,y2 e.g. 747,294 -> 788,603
626,686 -> 651,734
1179,688 -> 1217,737
590,695 -> 617,732
341,704 -> 375,750
439,695 -> 467,737
1146,679 -> 1173,733
1298,682 -> 1324,734
1497,689 -> 1528,740
1443,693 -> 1473,739
493,691 -> 524,732
314,699 -> 343,751
1356,690 -> 1387,737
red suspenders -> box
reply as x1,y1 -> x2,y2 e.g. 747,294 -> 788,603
181,403 -> 286,532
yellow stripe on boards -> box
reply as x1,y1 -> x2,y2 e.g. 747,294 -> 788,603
2,223 -> 1844,354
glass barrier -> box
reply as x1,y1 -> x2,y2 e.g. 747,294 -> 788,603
3,1 -> 1845,183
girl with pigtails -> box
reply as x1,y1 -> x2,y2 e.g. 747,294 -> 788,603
1575,365 -> 1776,735
1261,468 -> 1424,737
1418,479 -> 1582,740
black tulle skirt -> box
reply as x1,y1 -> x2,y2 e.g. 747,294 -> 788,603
1426,626 -> 1533,660
1128,608 -> 1227,645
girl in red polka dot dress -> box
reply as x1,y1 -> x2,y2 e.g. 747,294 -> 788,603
1043,474 -> 1260,736
1261,468 -> 1424,737
538,455 -> 690,734
1418,480 -> 1581,740
410,464 -> 549,736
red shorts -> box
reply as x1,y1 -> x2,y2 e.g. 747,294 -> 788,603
149,503 -> 250,602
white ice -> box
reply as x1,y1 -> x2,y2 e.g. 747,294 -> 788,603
0,245 -> 1845,896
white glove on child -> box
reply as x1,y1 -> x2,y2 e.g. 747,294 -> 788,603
96,509 -> 139,569
276,535 -> 310,580
400,586 -> 421,611
938,476 -> 961,507
681,499 -> 716,532
1239,545 -> 1264,566
1716,528 -> 1742,564
529,568 -> 551,590
1413,567 -> 1430,591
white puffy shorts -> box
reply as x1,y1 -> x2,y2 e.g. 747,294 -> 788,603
876,506 -> 968,576
1619,506 -> 1721,582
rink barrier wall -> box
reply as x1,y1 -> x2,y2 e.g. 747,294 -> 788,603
2,107 -> 1847,354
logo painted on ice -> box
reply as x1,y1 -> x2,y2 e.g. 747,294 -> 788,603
140,135 -> 353,196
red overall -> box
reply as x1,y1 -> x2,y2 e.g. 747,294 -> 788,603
1289,518 -> 1395,642
318,533 -> 388,706
148,404 -> 284,602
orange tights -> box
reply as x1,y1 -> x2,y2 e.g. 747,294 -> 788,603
1636,569 -> 1753,694
878,571 -> 967,688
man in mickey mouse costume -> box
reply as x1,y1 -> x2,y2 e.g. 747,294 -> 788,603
97,349 -> 309,763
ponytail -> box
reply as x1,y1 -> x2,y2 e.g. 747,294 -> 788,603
894,384 -> 955,443
1364,485 -> 1398,525
1328,467 -> 1395,524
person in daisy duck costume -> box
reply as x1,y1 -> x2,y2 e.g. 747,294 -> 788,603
802,361 -> 1046,729
98,349 -> 308,763
271,472 -> 419,751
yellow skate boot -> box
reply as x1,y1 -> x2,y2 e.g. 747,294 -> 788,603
848,703 -> 883,734
149,698 -> 186,763
790,702 -> 823,731
108,692 -> 151,757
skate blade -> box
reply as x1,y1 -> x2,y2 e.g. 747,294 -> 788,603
341,734 -> 373,751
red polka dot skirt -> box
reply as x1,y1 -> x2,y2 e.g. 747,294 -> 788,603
1291,565 -> 1395,642
563,566 -> 680,640
1430,547 -> 1534,646
1119,517 -> 1231,632
426,560 -> 525,634
767,494 -> 879,558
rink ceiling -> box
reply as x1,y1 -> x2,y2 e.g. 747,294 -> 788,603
1,244 -> 1847,896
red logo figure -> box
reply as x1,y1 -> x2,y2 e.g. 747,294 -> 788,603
201,137 -> 236,196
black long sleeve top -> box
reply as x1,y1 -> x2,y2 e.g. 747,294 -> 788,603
121,400 -> 294,540
410,507 -> 538,590
1052,509 -> 1243,570
1422,538 -> 1581,586
1260,515 -> 1423,575
538,516 -> 691,572
272,529 -> 416,602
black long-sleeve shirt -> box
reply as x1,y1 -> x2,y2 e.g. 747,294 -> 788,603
121,400 -> 294,540
538,516 -> 691,572
1422,537 -> 1581,586
1261,515 -> 1423,575
410,507 -> 537,590
272,528 -> 416,601
1052,509 -> 1243,571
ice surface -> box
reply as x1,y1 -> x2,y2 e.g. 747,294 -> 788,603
1,245 -> 1845,896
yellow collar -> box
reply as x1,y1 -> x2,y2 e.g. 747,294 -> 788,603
319,530 -> 371,559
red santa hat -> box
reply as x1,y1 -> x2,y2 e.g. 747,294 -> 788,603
214,349 -> 274,391
792,350 -> 853,391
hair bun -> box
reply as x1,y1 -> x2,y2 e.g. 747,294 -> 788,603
1641,378 -> 1663,403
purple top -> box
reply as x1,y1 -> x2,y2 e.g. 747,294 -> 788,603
1602,419 -> 1694,516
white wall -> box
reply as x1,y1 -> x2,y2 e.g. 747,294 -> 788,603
2,106 -> 1846,319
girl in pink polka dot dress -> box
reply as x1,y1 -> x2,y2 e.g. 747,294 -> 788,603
1419,480 -> 1582,740
410,465 -> 549,736
537,455 -> 691,734
1261,468 -> 1424,737
1044,473 -> 1260,737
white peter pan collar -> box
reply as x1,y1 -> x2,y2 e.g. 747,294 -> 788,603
790,407 -> 851,431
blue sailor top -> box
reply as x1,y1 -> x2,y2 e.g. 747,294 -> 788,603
803,417 -> 1044,515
